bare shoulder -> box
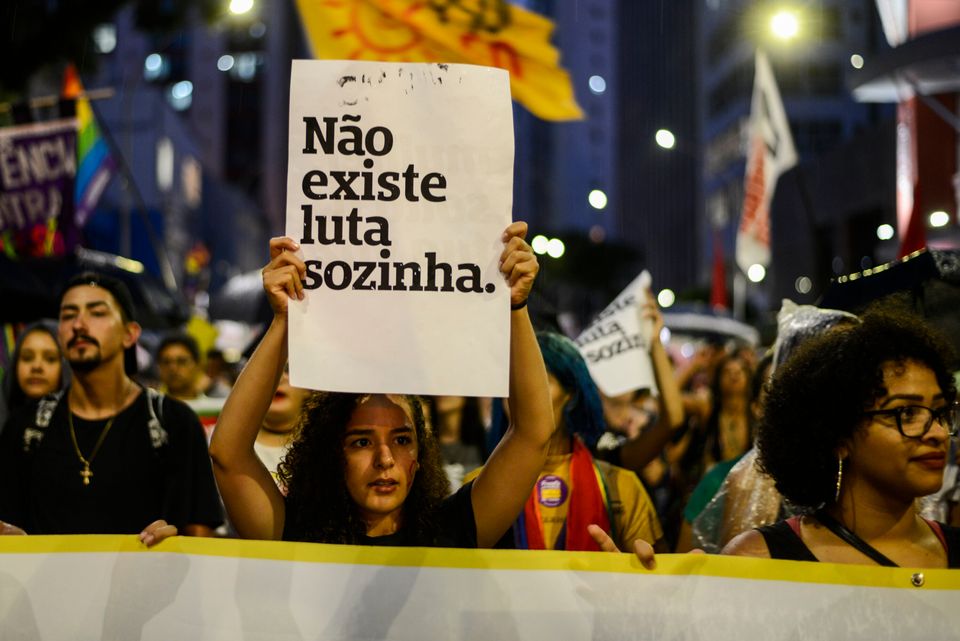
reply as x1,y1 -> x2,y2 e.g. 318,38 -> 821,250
721,529 -> 772,558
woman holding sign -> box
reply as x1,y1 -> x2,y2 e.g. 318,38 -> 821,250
205,222 -> 553,547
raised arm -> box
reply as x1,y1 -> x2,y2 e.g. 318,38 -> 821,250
209,237 -> 305,540
617,293 -> 686,472
470,221 -> 554,548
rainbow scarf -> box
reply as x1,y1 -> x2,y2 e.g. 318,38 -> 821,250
514,437 -> 613,551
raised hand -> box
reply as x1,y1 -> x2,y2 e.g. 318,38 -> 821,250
263,237 -> 307,316
499,222 -> 538,308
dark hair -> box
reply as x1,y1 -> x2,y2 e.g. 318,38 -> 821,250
702,354 -> 754,464
61,271 -> 136,323
2,321 -> 69,409
278,392 -> 450,544
757,305 -> 956,510
157,333 -> 201,363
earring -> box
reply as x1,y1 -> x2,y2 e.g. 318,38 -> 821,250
835,456 -> 844,503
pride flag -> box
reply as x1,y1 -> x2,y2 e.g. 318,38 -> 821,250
62,64 -> 115,227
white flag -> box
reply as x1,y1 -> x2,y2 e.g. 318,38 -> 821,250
736,50 -> 797,274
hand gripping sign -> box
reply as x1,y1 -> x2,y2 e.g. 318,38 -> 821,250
285,60 -> 513,397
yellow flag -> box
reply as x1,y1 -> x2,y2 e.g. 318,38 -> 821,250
294,0 -> 583,121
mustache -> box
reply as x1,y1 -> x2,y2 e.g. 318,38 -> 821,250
67,334 -> 100,349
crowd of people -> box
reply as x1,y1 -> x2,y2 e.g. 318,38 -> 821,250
1,222 -> 959,572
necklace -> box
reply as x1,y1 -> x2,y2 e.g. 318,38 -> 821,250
67,411 -> 118,486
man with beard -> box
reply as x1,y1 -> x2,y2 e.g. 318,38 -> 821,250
0,273 -> 222,542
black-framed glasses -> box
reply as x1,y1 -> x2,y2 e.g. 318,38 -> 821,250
862,402 -> 960,439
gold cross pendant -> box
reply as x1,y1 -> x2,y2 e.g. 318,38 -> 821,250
80,466 -> 93,486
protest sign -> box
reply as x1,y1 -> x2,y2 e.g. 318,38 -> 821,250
285,60 -> 514,396
575,272 -> 657,397
0,119 -> 78,257
2,535 -> 959,640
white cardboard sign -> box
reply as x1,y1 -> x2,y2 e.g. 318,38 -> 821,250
575,272 -> 658,397
285,60 -> 514,396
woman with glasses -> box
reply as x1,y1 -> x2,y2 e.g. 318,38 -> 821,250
722,305 -> 960,567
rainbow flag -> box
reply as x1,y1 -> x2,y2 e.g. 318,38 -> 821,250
62,64 -> 115,227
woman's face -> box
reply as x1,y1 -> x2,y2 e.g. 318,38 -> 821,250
547,373 -> 571,432
264,371 -> 309,434
718,358 -> 749,396
846,359 -> 951,502
17,330 -> 62,400
342,395 -> 420,530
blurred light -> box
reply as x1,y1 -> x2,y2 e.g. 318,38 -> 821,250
113,255 -> 144,274
747,263 -> 766,283
850,54 -> 864,69
144,53 -> 165,81
235,52 -> 259,81
531,235 -> 549,255
657,288 -> 676,308
770,10 -> 799,40
156,137 -> 174,191
223,347 -> 242,364
680,343 -> 695,359
588,189 -> 608,210
660,327 -> 671,344
93,24 -> 117,54
546,238 -> 565,259
217,54 -> 235,71
588,75 -> 607,95
168,81 -> 193,111
655,129 -> 675,149
588,225 -> 606,243
794,276 -> 812,294
249,21 -> 267,38
929,210 -> 950,228
229,0 -> 254,14
876,223 -> 895,240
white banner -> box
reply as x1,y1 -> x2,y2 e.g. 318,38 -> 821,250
574,272 -> 657,397
2,536 -> 960,641
284,60 -> 514,397
736,50 -> 797,274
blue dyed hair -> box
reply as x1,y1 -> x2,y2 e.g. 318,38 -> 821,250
488,331 -> 607,452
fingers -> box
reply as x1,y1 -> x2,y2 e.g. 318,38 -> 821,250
0,520 -> 26,536
499,226 -> 538,304
632,538 -> 657,570
501,221 -> 528,243
269,236 -> 300,260
588,524 -> 621,553
140,519 -> 178,547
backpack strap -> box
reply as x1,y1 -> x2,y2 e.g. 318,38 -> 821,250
23,390 -> 65,452
145,387 -> 169,450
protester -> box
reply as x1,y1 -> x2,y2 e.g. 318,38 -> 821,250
592,305 -> 960,569
429,395 -> 488,491
0,272 -> 222,540
205,223 -> 553,548
0,321 -> 70,433
723,306 -> 960,566
155,332 -> 225,437
254,367 -> 308,488
478,331 -> 663,552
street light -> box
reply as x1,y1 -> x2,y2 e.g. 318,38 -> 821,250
747,264 -> 766,283
531,235 -> 549,255
770,10 -> 799,40
546,238 -> 565,259
588,189 -> 608,210
876,223 -> 895,240
657,289 -> 676,308
229,0 -> 254,15
655,129 -> 675,149
929,210 -> 950,228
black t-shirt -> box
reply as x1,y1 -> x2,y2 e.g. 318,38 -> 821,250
0,389 -> 223,534
283,480 -> 477,548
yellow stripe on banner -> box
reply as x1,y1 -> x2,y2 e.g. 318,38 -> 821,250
2,535 -> 959,591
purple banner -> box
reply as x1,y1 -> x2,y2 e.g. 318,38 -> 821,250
0,119 -> 78,258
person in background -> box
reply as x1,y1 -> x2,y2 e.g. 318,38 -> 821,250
429,395 -> 488,492
253,367 -> 309,489
0,321 -> 70,435
0,272 -> 222,542
156,333 -> 224,438
203,349 -> 234,398
479,331 -> 664,552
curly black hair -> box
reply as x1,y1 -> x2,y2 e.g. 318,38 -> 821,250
277,392 -> 450,544
757,304 -> 956,510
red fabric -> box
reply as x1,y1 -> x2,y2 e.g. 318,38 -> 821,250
710,230 -> 728,310
522,438 -> 610,551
